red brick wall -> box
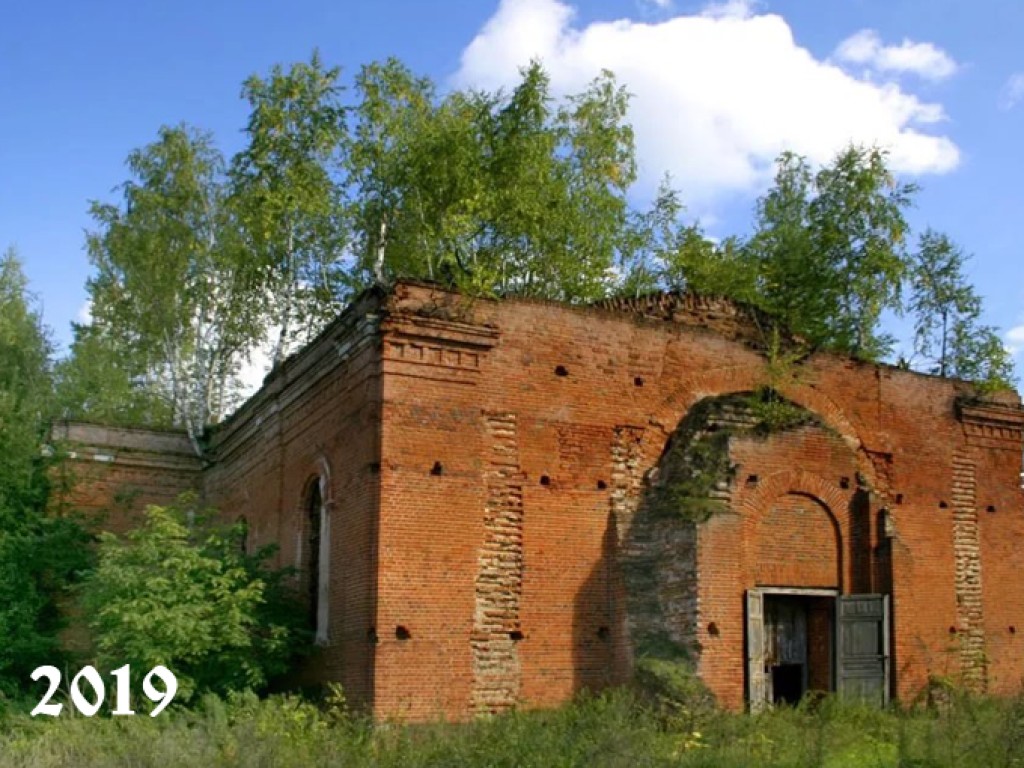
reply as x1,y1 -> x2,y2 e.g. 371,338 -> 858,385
370,283 -> 1023,719
697,424 -> 867,709
63,281 -> 1024,721
49,421 -> 202,533
203,292 -> 384,710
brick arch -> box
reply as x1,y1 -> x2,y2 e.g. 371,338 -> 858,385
737,469 -> 850,521
745,473 -> 847,593
650,364 -> 882,495
300,455 -> 333,646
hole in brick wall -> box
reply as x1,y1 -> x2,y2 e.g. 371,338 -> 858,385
367,627 -> 378,643
634,376 -> 644,387
986,505 -> 996,513
540,475 -> 551,486
430,461 -> 444,476
597,479 -> 608,490
554,365 -> 569,377
895,493 -> 904,504
509,630 -> 524,641
706,423 -> 719,432
939,501 -> 949,509
597,626 -> 610,640
949,626 -> 957,634
746,474 -> 759,486
1011,626 -> 1017,634
839,476 -> 850,489
707,622 -> 720,636
395,625 -> 411,640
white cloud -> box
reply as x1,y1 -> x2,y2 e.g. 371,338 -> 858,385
700,0 -> 756,19
834,29 -> 958,81
1007,324 -> 1024,359
999,73 -> 1024,111
76,300 -> 92,325
236,337 -> 275,398
454,0 -> 960,204
638,0 -> 673,11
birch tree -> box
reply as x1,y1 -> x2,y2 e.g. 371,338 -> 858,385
230,51 -> 349,364
72,125 -> 257,444
746,146 -> 916,359
909,229 -> 1015,387
345,59 -> 648,301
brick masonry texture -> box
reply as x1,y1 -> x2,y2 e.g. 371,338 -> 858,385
56,281 -> 1024,721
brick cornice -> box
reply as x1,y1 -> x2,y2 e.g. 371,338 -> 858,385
956,399 -> 1024,451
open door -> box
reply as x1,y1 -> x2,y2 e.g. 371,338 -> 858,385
746,589 -> 767,712
837,594 -> 890,706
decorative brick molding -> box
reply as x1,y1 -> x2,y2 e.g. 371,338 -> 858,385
957,399 -> 1024,452
383,314 -> 500,386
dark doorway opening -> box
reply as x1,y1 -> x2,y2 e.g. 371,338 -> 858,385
772,664 -> 804,704
763,594 -> 834,705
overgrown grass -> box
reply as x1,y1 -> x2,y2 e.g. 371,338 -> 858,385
3,687 -> 1024,767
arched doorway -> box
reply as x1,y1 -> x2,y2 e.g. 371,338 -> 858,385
619,391 -> 891,710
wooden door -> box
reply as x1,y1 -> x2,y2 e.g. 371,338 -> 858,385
836,594 -> 890,706
746,589 -> 767,711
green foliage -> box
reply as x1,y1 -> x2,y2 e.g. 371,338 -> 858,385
0,517 -> 92,695
746,329 -> 816,432
80,497 -> 310,700
231,51 -> 350,364
6,687 -> 1024,767
0,249 -> 54,520
68,125 -> 260,438
647,392 -> 817,524
55,323 -> 173,428
648,428 -> 733,523
909,229 -> 1016,389
746,146 -> 917,360
0,248 -> 91,695
346,59 -> 654,302
68,54 -> 1017,404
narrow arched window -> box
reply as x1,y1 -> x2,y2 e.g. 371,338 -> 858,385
307,475 -> 330,645
236,516 -> 249,555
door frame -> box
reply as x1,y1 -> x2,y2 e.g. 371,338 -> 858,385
746,587 -> 839,711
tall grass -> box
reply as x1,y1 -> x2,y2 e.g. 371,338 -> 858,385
3,687 -> 1024,767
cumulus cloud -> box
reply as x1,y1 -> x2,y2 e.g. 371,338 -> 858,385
76,300 -> 93,325
700,0 -> 756,19
834,29 -> 958,81
454,0 -> 960,203
638,0 -> 673,11
236,338 -> 274,398
999,73 -> 1024,111
1007,324 -> 1024,360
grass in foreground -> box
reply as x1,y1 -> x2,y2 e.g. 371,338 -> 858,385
3,687 -> 1024,767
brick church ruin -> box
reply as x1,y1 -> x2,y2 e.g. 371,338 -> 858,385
54,281 -> 1024,720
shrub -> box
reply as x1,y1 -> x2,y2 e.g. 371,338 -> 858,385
0,516 -> 92,695
80,495 -> 310,700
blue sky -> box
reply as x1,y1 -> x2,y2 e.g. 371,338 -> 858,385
2,0 -> 1022,371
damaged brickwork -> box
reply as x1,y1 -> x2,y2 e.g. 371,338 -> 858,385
56,281 -> 1024,721
951,449 -> 986,691
471,412 -> 525,714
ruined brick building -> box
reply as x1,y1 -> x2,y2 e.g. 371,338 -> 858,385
55,281 -> 1024,720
